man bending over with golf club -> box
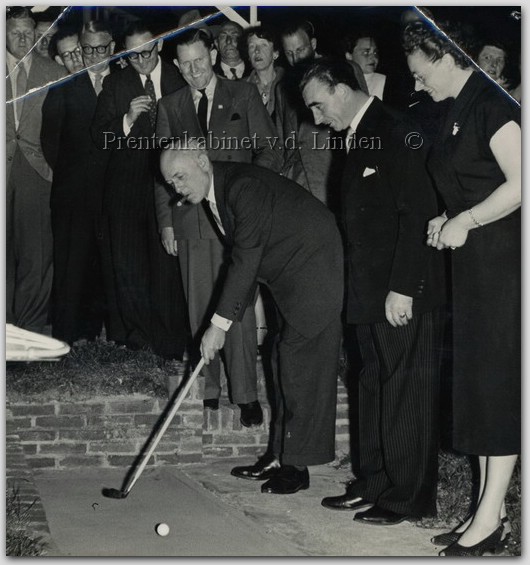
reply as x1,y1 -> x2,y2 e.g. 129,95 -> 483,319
160,142 -> 343,495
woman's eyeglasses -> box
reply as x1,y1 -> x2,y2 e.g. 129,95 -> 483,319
81,41 -> 113,55
126,43 -> 157,61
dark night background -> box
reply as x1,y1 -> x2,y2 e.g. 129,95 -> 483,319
39,5 -> 522,91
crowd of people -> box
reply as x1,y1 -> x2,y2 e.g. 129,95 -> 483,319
6,6 -> 520,556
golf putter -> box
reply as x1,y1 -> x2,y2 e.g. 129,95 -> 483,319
102,357 -> 205,499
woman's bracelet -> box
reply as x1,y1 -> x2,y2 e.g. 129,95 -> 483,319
467,208 -> 484,228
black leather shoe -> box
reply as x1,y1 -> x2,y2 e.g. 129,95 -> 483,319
354,505 -> 409,526
322,492 -> 373,511
261,466 -> 309,494
203,398 -> 219,410
238,400 -> 263,427
231,454 -> 280,480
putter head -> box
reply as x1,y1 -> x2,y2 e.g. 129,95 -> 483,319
102,487 -> 129,499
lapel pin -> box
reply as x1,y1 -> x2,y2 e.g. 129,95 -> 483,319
218,104 -> 223,109
452,122 -> 460,136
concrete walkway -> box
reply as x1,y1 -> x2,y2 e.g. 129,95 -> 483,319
35,460 -> 445,557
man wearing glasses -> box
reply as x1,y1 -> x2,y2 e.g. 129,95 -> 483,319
41,21 -> 116,347
50,26 -> 84,75
91,22 -> 187,360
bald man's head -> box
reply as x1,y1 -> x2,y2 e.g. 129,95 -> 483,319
160,145 -> 212,206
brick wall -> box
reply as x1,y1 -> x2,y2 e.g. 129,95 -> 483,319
6,367 -> 351,470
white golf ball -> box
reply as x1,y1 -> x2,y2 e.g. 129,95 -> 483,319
155,523 -> 170,536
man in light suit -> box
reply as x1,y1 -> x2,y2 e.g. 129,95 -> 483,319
91,22 -> 187,358
6,7 -> 67,332
155,28 -> 282,424
301,60 -> 445,524
160,145 -> 343,494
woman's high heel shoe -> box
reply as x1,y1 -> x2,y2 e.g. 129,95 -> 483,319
439,524 -> 503,557
431,515 -> 510,547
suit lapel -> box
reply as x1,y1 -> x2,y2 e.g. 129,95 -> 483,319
160,60 -> 180,97
212,162 -> 232,244
6,65 -> 15,128
209,78 -> 234,135
19,59 -> 43,120
179,87 -> 203,137
342,99 -> 384,183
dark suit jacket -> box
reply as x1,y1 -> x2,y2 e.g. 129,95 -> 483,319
6,56 -> 66,182
341,97 -> 445,324
211,162 -> 344,339
155,76 -> 282,238
41,72 -> 114,213
91,61 -> 185,215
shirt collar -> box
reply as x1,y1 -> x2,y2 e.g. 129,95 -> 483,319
191,73 -> 217,99
349,95 -> 375,134
138,56 -> 161,83
6,50 -> 32,75
88,65 -> 110,78
220,60 -> 245,78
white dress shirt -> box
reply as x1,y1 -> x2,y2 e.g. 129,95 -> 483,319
206,176 -> 233,332
123,56 -> 163,136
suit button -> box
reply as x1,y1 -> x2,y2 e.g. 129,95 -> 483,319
16,134 -> 20,140
8,156 -> 12,161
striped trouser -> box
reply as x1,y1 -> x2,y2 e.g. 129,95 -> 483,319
353,308 -> 444,517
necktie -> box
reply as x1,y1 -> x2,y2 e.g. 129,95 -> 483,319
15,62 -> 27,124
208,200 -> 225,235
345,126 -> 354,154
197,88 -> 208,135
230,67 -> 238,80
144,73 -> 157,128
94,72 -> 103,95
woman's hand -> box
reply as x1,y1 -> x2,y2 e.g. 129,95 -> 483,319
436,214 -> 470,250
426,215 -> 448,248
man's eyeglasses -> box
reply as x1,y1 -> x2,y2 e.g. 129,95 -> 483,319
60,47 -> 82,61
81,41 -> 112,55
126,43 -> 157,61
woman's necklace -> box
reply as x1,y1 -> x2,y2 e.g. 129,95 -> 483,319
256,71 -> 275,105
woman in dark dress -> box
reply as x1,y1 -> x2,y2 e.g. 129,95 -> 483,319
403,22 -> 521,557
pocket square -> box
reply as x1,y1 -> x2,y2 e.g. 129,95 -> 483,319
363,167 -> 377,177
230,113 -> 241,121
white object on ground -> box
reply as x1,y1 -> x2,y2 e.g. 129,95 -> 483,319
155,523 -> 170,536
5,324 -> 70,361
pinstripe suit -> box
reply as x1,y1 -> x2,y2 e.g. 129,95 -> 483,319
342,98 -> 445,517
91,62 -> 187,356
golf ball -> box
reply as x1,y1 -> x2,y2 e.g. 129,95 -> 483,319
156,523 -> 170,536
